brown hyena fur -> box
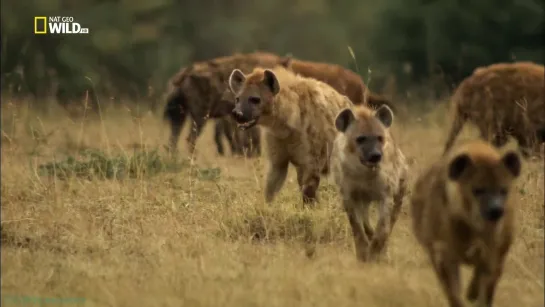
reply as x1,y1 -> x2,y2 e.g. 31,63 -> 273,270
330,105 -> 408,261
280,57 -> 395,111
411,140 -> 522,307
163,52 -> 285,156
228,66 -> 354,204
444,62 -> 545,158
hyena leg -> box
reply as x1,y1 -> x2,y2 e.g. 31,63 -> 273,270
430,253 -> 464,307
343,198 -> 370,262
537,126 -> 545,143
243,128 -> 260,158
250,128 -> 261,157
214,120 -> 226,156
483,261 -> 506,307
297,167 -> 321,204
222,118 -> 243,156
358,204 -> 374,239
168,113 -> 187,155
372,180 -> 407,254
264,159 -> 289,203
466,266 -> 483,303
389,179 -> 407,234
239,130 -> 254,157
369,198 -> 394,257
467,257 -> 507,307
186,117 -> 206,155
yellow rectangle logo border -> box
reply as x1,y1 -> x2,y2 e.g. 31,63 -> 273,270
34,17 -> 47,34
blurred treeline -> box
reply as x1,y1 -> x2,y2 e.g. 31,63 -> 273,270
1,0 -> 544,110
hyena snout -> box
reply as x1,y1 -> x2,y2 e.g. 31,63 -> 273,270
355,136 -> 384,166
367,150 -> 382,164
232,101 -> 258,122
232,108 -> 244,121
231,107 -> 249,123
480,194 -> 505,222
359,148 -> 382,165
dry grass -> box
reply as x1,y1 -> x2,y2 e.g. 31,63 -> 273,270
1,99 -> 543,307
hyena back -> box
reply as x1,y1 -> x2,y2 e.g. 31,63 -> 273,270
444,61 -> 544,157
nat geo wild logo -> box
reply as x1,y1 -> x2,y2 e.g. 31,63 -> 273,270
34,16 -> 89,35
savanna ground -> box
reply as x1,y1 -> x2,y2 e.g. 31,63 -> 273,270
1,98 -> 543,307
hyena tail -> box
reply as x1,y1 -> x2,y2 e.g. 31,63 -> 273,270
443,105 -> 466,155
443,87 -> 472,156
163,87 -> 187,124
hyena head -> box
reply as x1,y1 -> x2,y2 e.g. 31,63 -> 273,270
228,68 -> 279,130
446,141 -> 522,223
334,105 -> 394,168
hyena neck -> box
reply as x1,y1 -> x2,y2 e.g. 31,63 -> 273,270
260,95 -> 302,136
259,114 -> 294,139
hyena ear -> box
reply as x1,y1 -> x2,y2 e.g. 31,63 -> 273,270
374,104 -> 394,128
228,69 -> 246,94
335,108 -> 355,133
263,69 -> 280,95
448,153 -> 472,181
501,151 -> 522,178
280,56 -> 292,68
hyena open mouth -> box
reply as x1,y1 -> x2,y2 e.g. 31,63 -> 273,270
359,158 -> 380,171
237,119 -> 257,130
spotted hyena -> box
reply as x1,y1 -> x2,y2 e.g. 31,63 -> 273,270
411,140 -> 522,307
163,52 -> 286,156
444,61 -> 545,157
228,66 -> 354,204
330,104 -> 408,261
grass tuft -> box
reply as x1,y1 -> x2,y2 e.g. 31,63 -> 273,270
38,148 -> 188,180
220,206 -> 349,244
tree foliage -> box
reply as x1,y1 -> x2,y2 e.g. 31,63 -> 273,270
1,0 -> 543,105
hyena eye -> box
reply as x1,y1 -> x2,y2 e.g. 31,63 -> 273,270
472,188 -> 486,197
499,188 -> 508,196
356,136 -> 367,144
249,97 -> 261,104
377,136 -> 384,143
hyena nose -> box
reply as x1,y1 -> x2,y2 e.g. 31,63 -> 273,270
368,152 -> 382,164
484,206 -> 504,221
483,196 -> 504,222
232,109 -> 244,121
